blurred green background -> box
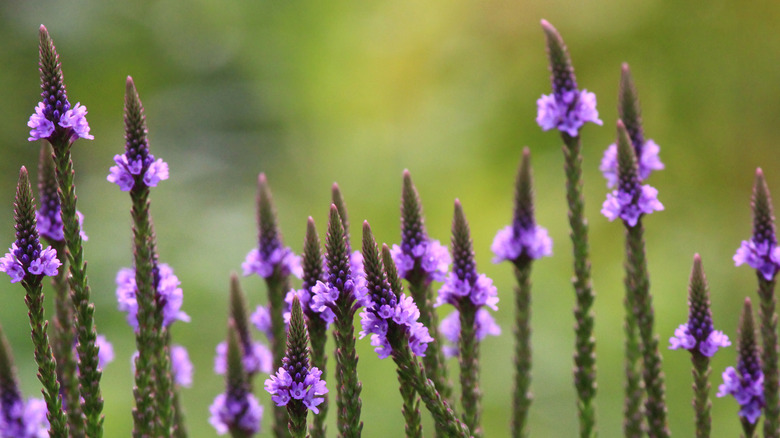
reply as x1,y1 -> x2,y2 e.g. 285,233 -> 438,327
2,0 -> 780,436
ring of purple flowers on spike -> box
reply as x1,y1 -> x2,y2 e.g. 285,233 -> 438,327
439,308 -> 501,358
27,27 -> 93,143
213,340 -> 272,376
436,272 -> 499,312
536,20 -> 602,137
600,140 -> 664,189
242,245 -> 302,280
491,224 -> 551,264
734,169 -> 780,281
390,239 -> 450,283
264,365 -> 328,414
115,263 -> 190,330
359,289 -> 434,359
0,395 -> 49,437
669,324 -> 730,357
250,304 -> 274,339
209,392 -> 263,436
284,288 -> 336,327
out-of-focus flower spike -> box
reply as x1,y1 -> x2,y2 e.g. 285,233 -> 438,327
540,19 -> 577,95
618,63 -> 644,149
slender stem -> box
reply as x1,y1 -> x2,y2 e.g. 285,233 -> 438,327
561,134 -> 597,438
50,240 -> 85,437
623,275 -> 643,438
625,220 -> 668,438
758,275 -> 779,438
398,366 -> 423,438
511,261 -> 532,438
267,274 -> 290,438
408,277 -> 451,403
458,305 -> 482,438
23,277 -> 69,438
50,141 -> 104,438
334,303 -> 363,438
691,351 -> 710,438
308,320 -> 328,438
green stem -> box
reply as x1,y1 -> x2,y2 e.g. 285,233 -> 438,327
267,274 -> 290,438
758,275 -> 779,438
625,220 -> 668,438
623,274 -> 643,438
562,134 -> 597,438
309,320 -> 328,438
333,303 -> 363,438
408,278 -> 451,403
23,277 -> 69,438
511,261 -> 532,438
398,366 -> 423,438
691,351 -> 710,438
459,305 -> 482,438
50,140 -> 104,438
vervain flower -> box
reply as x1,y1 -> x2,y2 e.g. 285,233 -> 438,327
439,308 -> 501,358
0,396 -> 49,438
115,263 -> 190,330
209,392 -> 263,436
734,168 -> 780,281
213,340 -> 272,376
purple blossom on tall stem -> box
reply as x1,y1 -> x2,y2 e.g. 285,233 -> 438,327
718,298 -> 764,434
250,304 -> 274,339
536,20 -> 602,137
601,121 -> 664,227
115,263 -> 190,331
439,309 -> 500,359
264,296 -> 328,438
734,170 -> 780,281
36,144 -> 87,243
600,64 -> 664,188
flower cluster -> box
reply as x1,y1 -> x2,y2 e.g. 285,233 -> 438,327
436,273 -> 499,311
213,340 -> 272,376
264,366 -> 328,414
600,140 -> 664,189
669,323 -> 730,357
310,275 -> 369,314
0,243 -> 60,284
439,308 -> 501,358
28,102 -> 94,143
734,238 -> 780,281
115,263 -> 190,330
107,154 -> 169,192
602,186 -> 663,227
536,89 -> 602,137
718,366 -> 764,424
284,288 -> 335,327
209,391 -> 263,436
390,240 -> 450,283
250,304 -> 273,339
360,294 -> 434,359
0,396 -> 49,438
242,246 -> 302,279
491,224 -> 552,263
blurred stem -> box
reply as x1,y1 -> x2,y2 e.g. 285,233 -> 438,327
408,278 -> 451,404
623,269 -> 643,438
691,351 -> 711,438
561,133 -> 597,438
458,304 -> 482,438
266,274 -> 290,438
512,260 -> 532,438
758,275 -> 779,438
398,366 -> 423,438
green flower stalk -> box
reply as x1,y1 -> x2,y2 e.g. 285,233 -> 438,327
491,148 -> 553,438
391,170 -> 452,405
241,173 -> 302,438
669,255 -> 731,438
0,167 -> 69,437
437,201 -> 500,438
309,206 -> 363,438
30,25 -> 103,437
538,20 -> 601,438
733,168 -> 780,438
37,142 -> 84,437
604,121 -> 668,438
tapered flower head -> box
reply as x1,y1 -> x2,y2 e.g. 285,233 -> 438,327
669,254 -> 730,357
115,263 -> 190,330
27,26 -> 93,143
391,170 -> 451,283
536,19 -> 602,137
359,223 -> 433,358
601,121 -> 664,227
492,148 -> 553,264
265,296 -> 328,415
210,322 -> 263,436
107,77 -> 169,192
215,274 -> 272,375
242,173 -> 301,279
0,167 -> 61,284
717,298 -> 764,424
600,64 -> 664,188
734,168 -> 780,280
36,144 -> 87,243
437,200 -> 499,311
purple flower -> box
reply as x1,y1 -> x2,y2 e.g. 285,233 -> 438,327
601,185 -> 664,227
436,273 -> 498,311
107,153 -> 169,191
600,140 -> 664,188
491,224 -> 552,263
36,208 -> 87,243
208,392 -> 263,435
241,246 -> 302,279
0,243 -> 61,283
359,293 -> 433,359
214,340 -> 272,375
734,239 -> 780,281
536,89 -> 602,137
390,239 -> 451,282
284,289 -> 335,327
718,366 -> 764,424
0,397 -> 49,438
264,366 -> 328,414
115,263 -> 190,330
250,304 -> 274,339
669,323 -> 730,357
27,101 -> 93,142
439,308 -> 501,358
171,345 -> 194,387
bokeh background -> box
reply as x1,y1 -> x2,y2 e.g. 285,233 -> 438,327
2,1 -> 780,436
